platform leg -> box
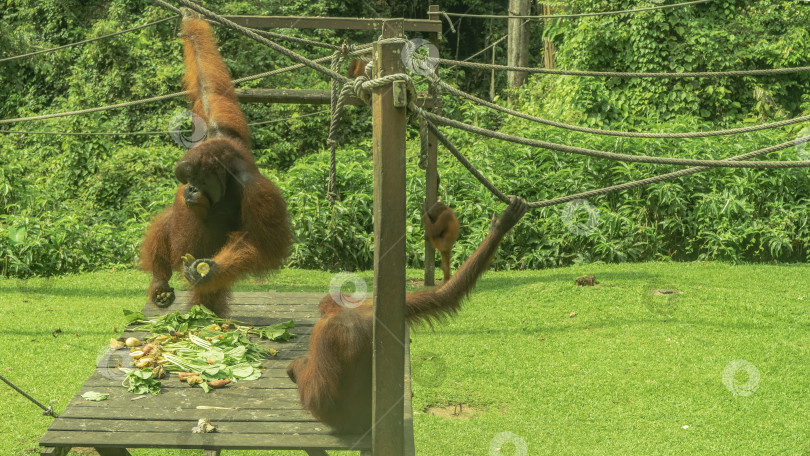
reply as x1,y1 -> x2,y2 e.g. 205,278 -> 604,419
202,450 -> 221,456
40,447 -> 70,456
304,450 -> 328,456
95,448 -> 131,456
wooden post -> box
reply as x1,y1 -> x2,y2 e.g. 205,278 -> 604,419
424,5 -> 441,287
507,0 -> 530,88
371,19 -> 407,456
490,30 -> 497,101
543,4 -> 556,69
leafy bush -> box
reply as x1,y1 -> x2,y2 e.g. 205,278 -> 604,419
3,0 -> 810,277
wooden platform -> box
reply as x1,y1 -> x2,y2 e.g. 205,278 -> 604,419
39,291 -> 414,456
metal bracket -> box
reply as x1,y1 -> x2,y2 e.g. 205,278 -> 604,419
393,80 -> 408,108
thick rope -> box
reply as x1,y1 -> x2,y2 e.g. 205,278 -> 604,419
446,34 -> 508,71
434,79 -> 810,138
439,0 -> 714,20
418,117 -> 429,170
0,110 -> 329,136
423,118 -> 810,208
0,373 -> 58,418
421,110 -> 810,169
424,120 -> 510,204
327,51 -> 347,204
0,16 -> 178,64
530,133 -> 809,207
0,53 -> 339,125
438,58 -> 810,78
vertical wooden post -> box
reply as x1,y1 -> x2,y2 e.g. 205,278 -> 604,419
490,30 -> 497,101
507,0 -> 530,88
424,5 -> 441,287
371,19 -> 407,456
543,4 -> 556,69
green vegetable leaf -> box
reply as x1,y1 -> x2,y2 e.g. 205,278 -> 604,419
122,309 -> 147,324
81,391 -> 109,401
126,368 -> 161,395
253,321 -> 297,341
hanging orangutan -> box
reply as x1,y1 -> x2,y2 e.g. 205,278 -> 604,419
140,11 -> 292,316
287,196 -> 527,433
423,201 -> 460,282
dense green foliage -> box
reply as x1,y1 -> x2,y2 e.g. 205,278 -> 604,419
2,0 -> 810,277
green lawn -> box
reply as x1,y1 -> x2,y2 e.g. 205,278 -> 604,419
1,263 -> 809,455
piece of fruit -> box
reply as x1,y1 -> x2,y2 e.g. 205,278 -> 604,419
110,338 -> 125,350
125,337 -> 141,347
196,261 -> 210,277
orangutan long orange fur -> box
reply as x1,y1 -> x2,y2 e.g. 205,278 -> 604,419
140,14 -> 291,316
287,197 -> 527,434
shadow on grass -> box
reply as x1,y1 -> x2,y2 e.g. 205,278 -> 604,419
479,270 -> 659,290
433,316 -> 791,337
8,280 -> 142,299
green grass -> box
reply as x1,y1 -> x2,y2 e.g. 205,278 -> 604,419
1,263 -> 810,455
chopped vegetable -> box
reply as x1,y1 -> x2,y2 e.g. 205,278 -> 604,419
207,379 -> 230,388
125,369 -> 161,395
117,305 -> 293,394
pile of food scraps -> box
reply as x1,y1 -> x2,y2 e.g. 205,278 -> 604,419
110,305 -> 296,394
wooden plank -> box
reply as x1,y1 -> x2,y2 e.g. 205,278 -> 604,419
57,406 -> 316,422
237,89 -> 436,108
48,418 -> 334,435
223,15 -> 441,33
40,431 -> 370,451
141,291 -> 326,306
371,20 -> 408,456
67,387 -> 303,409
82,372 -> 300,389
40,447 -> 70,456
141,307 -> 319,322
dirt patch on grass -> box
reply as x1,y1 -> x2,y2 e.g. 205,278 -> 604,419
425,403 -> 483,419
